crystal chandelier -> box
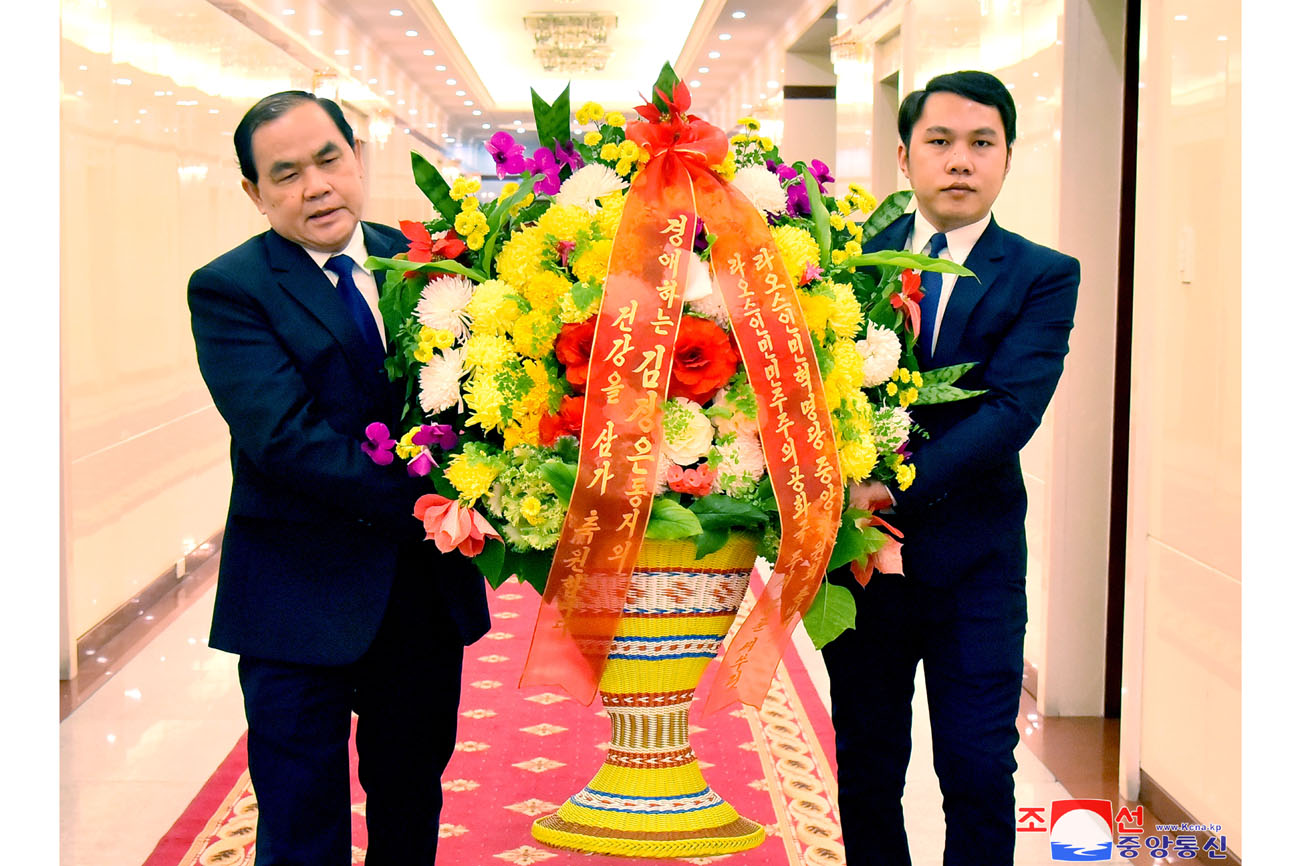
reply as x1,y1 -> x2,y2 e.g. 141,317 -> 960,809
522,12 -> 617,73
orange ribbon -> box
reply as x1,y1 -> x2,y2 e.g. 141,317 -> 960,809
520,92 -> 842,712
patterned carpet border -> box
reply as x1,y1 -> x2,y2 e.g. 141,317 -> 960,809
140,579 -> 843,865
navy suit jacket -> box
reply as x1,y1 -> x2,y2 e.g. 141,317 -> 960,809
189,222 -> 490,665
860,213 -> 1079,589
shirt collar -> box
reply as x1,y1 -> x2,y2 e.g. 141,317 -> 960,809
303,222 -> 370,273
909,210 -> 992,266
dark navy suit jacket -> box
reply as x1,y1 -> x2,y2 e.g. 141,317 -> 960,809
189,222 -> 490,665
866,213 -> 1079,588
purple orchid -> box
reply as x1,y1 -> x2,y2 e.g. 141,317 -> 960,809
552,140 -> 585,172
413,423 -> 459,451
692,220 -> 710,254
361,422 -> 396,466
527,147 -> 563,196
775,164 -> 811,217
485,131 -> 528,180
809,159 -> 835,192
406,450 -> 435,477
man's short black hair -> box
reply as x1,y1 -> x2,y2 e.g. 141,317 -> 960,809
897,71 -> 1017,150
234,91 -> 355,183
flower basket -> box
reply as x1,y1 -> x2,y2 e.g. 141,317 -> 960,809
530,533 -> 764,858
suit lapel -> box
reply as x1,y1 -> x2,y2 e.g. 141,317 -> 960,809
933,216 -> 1006,364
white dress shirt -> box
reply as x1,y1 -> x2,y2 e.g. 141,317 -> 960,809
303,223 -> 387,343
908,210 -> 992,358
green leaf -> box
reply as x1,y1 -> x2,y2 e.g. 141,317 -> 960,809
531,84 -> 572,153
540,461 -> 577,506
911,383 -> 987,405
753,475 -> 777,512
411,151 -> 459,223
507,547 -> 554,595
376,269 -> 408,356
843,250 -> 976,275
474,538 -> 507,586
688,495 -> 769,533
829,520 -> 889,570
485,173 -> 538,235
570,279 -> 602,312
644,498 -> 704,539
650,62 -> 682,114
801,167 -> 833,269
802,581 -> 857,650
692,527 -> 729,559
919,362 -> 977,386
363,255 -> 485,283
860,190 -> 912,241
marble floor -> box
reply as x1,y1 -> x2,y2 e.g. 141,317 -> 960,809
60,576 -> 1105,866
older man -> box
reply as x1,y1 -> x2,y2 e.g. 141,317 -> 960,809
189,91 -> 489,865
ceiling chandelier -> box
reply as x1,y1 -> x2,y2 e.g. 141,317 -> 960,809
523,12 -> 617,73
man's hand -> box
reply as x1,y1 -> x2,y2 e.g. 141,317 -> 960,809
849,480 -> 895,513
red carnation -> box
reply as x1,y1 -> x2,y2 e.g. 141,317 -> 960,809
555,317 -> 597,392
539,395 -> 585,446
668,316 -> 739,403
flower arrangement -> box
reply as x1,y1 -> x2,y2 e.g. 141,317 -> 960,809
363,65 -> 980,649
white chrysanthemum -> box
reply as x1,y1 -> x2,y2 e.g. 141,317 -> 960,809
856,323 -> 903,387
709,388 -> 758,438
654,451 -> 674,494
730,165 -> 787,215
710,434 -> 766,496
418,347 -> 466,414
416,275 -> 475,340
872,404 -> 912,454
554,164 -> 629,213
661,397 -> 715,465
682,254 -> 713,303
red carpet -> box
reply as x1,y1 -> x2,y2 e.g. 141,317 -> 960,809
143,580 -> 844,865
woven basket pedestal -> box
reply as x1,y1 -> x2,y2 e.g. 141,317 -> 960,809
531,536 -> 765,858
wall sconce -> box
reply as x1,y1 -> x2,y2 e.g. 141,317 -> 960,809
312,69 -> 340,103
368,110 -> 394,147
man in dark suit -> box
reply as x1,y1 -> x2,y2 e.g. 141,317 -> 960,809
188,91 -> 490,865
822,71 -> 1080,864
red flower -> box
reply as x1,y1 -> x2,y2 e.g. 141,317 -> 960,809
891,268 -> 925,335
665,463 -> 717,497
668,316 -> 739,403
555,317 -> 597,391
539,395 -> 585,447
399,221 -> 468,277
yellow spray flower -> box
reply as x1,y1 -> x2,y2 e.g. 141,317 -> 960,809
798,291 -> 833,337
712,150 -> 737,181
524,270 -> 572,310
466,280 -> 523,335
572,239 -> 613,284
838,440 -> 879,482
899,386 -> 919,407
512,309 -> 561,358
537,204 -> 591,243
449,176 -> 481,200
886,381 -> 899,397
460,196 -> 479,212
615,158 -> 633,177
496,226 -> 547,289
413,343 -> 434,363
737,116 -> 760,130
606,111 -> 626,128
596,191 -> 626,237
395,426 -> 423,460
911,371 -> 924,388
826,282 -> 863,340
895,463 -> 917,491
443,449 -> 502,503
584,130 -> 603,147
463,333 -> 516,375
520,496 -> 544,525
600,142 -> 620,161
759,137 -> 773,150
576,101 -> 605,125
618,140 -> 640,160
829,213 -> 847,231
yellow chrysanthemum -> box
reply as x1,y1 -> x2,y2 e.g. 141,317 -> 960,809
523,269 -> 572,310
449,176 -> 481,201
518,359 -> 554,412
466,280 -> 523,335
895,462 -> 916,491
615,158 -> 633,177
759,137 -> 773,150
596,192 -> 626,237
454,209 -> 488,237
520,496 -> 543,525
576,101 -> 605,125
831,249 -> 848,266
829,213 -> 846,231
463,333 -> 516,375
798,291 -> 833,337
559,290 -> 601,324
911,371 -> 925,388
537,204 -> 592,243
512,309 -> 561,358
572,239 -> 613,283
600,142 -> 619,161
826,282 -> 864,340
500,181 -> 519,200
584,130 -> 602,147
838,440 -> 879,482
606,111 -> 626,128
886,381 -> 899,397
395,426 -> 423,460
712,150 -> 737,181
463,375 -> 507,433
770,225 -> 820,285
618,140 -> 640,159
730,134 -> 748,146
900,386 -> 920,408
847,221 -> 864,241
443,448 -> 502,503
822,378 -> 843,411
466,231 -> 486,251
737,116 -> 760,130
844,240 -> 862,256
413,344 -> 434,363
460,197 -> 479,213
831,339 -> 865,390
496,226 -> 547,289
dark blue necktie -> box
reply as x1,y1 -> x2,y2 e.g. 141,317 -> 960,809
916,232 -> 948,365
323,254 -> 384,363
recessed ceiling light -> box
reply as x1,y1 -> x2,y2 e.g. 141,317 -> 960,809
757,92 -> 766,99
282,8 -> 295,14
154,89 -> 166,96
397,99 -> 406,105
404,128 -> 410,134
708,51 -> 721,59
741,102 -> 752,109
472,109 -> 482,115
767,79 -> 779,88
139,108 -> 148,114
309,28 -> 323,35
719,33 -> 732,40
455,90 -> 466,96
410,108 -> 418,114
334,48 -> 349,56
1174,14 -> 1188,20
385,89 -> 395,95
426,122 -> 435,128
446,78 -> 457,85
731,10 -> 746,18
208,108 -> 219,114
177,99 -> 198,106
353,64 -> 363,71
699,66 -> 710,73
690,80 -> 701,87
836,12 -> 846,19
1217,34 -> 1227,40
423,49 -> 435,56
113,78 -> 132,85
482,123 -> 491,129
389,8 -> 403,15
405,30 -> 418,37
464,100 -> 474,106
79,65 -> 87,70
435,65 -> 447,71
368,77 -> 378,84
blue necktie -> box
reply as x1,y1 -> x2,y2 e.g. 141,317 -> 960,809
324,254 -> 384,363
916,232 -> 948,365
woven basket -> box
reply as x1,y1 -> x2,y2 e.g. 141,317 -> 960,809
531,534 -> 765,858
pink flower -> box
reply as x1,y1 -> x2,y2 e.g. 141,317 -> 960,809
361,422 -> 396,466
665,463 -> 717,497
413,494 -> 501,557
